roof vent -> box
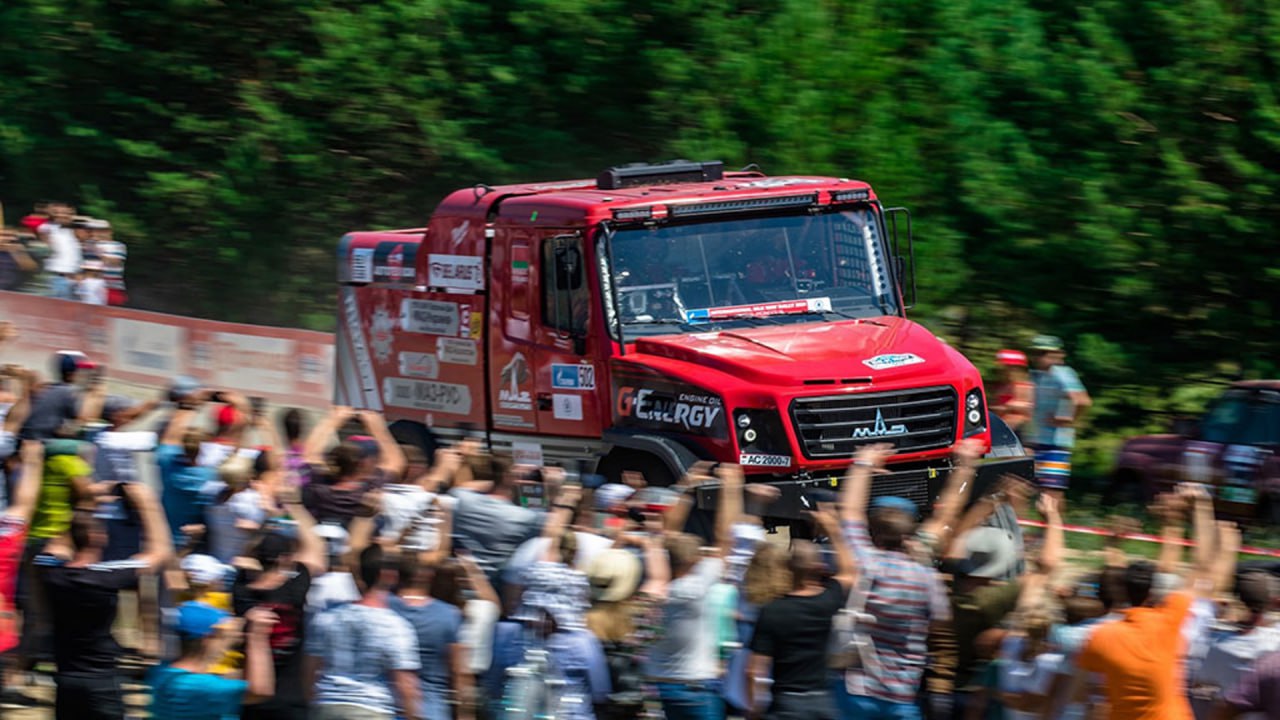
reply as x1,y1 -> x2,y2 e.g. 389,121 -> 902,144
597,160 -> 724,190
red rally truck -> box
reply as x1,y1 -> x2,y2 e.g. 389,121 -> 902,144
335,160 -> 1031,522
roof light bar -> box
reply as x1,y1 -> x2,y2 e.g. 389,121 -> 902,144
831,188 -> 871,203
611,207 -> 655,221
668,193 -> 817,217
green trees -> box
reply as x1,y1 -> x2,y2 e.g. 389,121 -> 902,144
1,0 -> 1276,473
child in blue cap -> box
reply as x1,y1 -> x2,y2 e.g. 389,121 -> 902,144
148,602 -> 278,719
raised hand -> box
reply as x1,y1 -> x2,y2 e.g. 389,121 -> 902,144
855,442 -> 895,469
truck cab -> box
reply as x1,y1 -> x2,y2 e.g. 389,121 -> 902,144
336,161 -> 1030,519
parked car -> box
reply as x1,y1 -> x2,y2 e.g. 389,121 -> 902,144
1113,381 -> 1280,522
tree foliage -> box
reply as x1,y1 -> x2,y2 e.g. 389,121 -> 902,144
2,0 -> 1277,472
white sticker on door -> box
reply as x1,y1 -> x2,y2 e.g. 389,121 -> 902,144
427,254 -> 485,291
552,393 -> 584,421
382,377 -> 472,415
400,299 -> 459,336
437,338 -> 478,366
398,352 -> 440,379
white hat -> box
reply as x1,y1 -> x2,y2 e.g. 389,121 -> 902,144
595,483 -> 636,510
180,553 -> 233,587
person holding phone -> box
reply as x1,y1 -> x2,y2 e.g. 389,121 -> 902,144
19,351 -> 96,441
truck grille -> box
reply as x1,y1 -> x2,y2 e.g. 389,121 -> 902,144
790,386 -> 958,459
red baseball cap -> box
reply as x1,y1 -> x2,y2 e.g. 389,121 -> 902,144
996,349 -> 1028,367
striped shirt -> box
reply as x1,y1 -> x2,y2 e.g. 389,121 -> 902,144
842,519 -> 950,704
306,602 -> 420,714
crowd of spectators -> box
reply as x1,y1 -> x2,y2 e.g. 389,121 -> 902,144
0,332 -> 1275,720
0,201 -> 127,304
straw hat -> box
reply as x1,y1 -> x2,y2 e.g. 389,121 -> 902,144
586,548 -> 642,603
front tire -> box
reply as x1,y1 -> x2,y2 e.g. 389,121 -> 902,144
597,449 -> 677,488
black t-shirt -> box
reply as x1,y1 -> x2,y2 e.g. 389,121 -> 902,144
750,579 -> 847,693
41,558 -> 143,675
300,463 -> 391,529
301,481 -> 367,529
20,383 -> 81,440
233,563 -> 311,715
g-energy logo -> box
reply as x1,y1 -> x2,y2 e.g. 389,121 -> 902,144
616,386 -> 723,431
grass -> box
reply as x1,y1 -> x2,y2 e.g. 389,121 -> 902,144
1021,486 -> 1280,572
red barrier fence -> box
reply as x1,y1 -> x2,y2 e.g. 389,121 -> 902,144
0,291 -> 334,409
1018,518 -> 1280,559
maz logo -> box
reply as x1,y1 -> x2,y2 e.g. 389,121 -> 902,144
852,409 -> 907,439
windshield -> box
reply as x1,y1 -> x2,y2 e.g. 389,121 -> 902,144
1202,389 -> 1280,445
605,208 -> 897,336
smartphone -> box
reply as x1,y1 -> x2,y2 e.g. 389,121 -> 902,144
210,390 -> 227,403
250,396 -> 266,417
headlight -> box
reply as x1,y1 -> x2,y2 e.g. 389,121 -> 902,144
733,409 -> 791,466
963,388 -> 987,437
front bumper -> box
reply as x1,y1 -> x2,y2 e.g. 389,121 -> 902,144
692,454 -> 1034,520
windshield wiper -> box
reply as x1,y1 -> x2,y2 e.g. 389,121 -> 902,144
787,308 -> 889,325
620,319 -> 695,331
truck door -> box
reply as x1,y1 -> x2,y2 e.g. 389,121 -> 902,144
533,232 -> 606,438
489,227 -> 541,434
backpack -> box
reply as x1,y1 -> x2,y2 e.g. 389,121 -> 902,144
828,571 -> 880,675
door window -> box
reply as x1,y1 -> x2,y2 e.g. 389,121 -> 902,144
1236,392 -> 1280,446
1201,392 -> 1250,444
542,235 -> 588,335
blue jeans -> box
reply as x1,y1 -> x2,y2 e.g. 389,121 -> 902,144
49,274 -> 74,300
656,681 -> 723,720
419,684 -> 449,720
831,678 -> 921,720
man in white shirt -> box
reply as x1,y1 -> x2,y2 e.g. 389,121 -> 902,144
39,203 -> 81,299
1195,571 -> 1280,719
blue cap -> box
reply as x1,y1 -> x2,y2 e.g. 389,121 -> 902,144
175,601 -> 230,639
54,351 -> 91,378
871,495 -> 917,516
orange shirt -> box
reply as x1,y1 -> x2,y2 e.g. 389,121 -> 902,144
1078,590 -> 1194,720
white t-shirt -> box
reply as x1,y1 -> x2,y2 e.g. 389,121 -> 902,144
1196,624 -> 1280,719
307,571 -> 362,614
504,531 -> 615,584
41,224 -> 81,274
646,557 -> 724,681
460,598 -> 501,674
378,483 -> 437,549
77,277 -> 107,305
997,635 -> 1063,720
196,441 -> 260,469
